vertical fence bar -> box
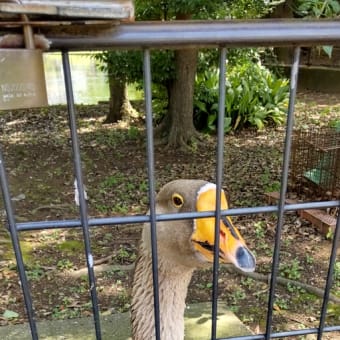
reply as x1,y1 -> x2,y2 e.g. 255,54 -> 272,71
61,51 -> 102,340
211,47 -> 227,340
143,48 -> 161,340
265,46 -> 301,340
0,149 -> 38,340
317,212 -> 340,340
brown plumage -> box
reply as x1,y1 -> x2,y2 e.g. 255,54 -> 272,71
131,180 -> 255,340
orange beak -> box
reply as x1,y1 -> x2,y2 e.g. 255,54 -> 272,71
191,184 -> 255,272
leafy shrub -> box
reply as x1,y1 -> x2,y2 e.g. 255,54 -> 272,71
194,59 -> 289,132
295,0 -> 340,18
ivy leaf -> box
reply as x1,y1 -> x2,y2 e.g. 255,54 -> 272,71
322,45 -> 333,58
3,310 -> 19,319
330,0 -> 340,14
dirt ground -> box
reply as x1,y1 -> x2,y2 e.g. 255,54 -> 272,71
0,91 -> 339,339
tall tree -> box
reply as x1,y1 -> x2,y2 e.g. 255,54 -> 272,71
95,51 -> 140,124
152,7 -> 202,147
97,0 -> 277,147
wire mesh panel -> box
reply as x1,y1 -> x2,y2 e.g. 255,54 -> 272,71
0,20 -> 340,340
291,127 -> 340,197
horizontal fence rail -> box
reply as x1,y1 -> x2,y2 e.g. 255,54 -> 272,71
13,200 -> 340,232
46,20 -> 340,50
0,18 -> 339,340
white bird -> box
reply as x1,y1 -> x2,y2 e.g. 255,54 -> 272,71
131,179 -> 255,340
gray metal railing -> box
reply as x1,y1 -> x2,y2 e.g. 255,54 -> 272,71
0,19 -> 340,340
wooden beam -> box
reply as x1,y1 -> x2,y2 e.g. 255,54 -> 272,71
299,209 -> 336,236
265,191 -> 337,236
0,1 -> 134,20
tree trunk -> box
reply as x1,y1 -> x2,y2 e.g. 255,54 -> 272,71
269,0 -> 294,64
154,11 -> 200,149
105,78 -> 134,124
165,48 -> 199,148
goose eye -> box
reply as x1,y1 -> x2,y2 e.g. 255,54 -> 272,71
172,193 -> 184,208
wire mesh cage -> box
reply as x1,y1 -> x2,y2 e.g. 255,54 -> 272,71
291,127 -> 340,198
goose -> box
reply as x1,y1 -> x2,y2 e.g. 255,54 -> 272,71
131,179 -> 256,340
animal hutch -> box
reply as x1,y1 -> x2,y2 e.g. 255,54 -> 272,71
291,127 -> 340,198
0,1 -> 340,340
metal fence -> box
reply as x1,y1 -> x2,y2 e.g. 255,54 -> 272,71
1,20 -> 340,340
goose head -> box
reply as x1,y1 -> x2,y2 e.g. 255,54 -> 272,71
141,179 -> 255,273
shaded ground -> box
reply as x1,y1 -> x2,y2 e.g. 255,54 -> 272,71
0,91 -> 339,339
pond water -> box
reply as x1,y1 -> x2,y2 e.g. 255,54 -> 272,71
43,52 -> 110,105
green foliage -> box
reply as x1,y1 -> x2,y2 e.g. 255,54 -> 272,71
254,221 -> 266,239
274,297 -> 289,310
280,258 -> 303,280
136,0 -> 227,19
115,246 -> 136,264
295,0 -> 340,18
135,0 -> 277,20
295,0 -> 340,57
94,49 -> 173,119
57,259 -> 74,270
261,168 -> 281,193
194,54 -> 289,132
329,119 -> 340,131
333,261 -> 340,286
193,68 -> 221,131
2,310 -> 19,319
230,287 -> 247,305
26,264 -> 44,281
327,303 -> 340,321
224,0 -> 280,19
57,240 -> 83,254
94,0 -> 281,122
305,254 -> 314,265
94,50 -> 143,83
94,1 -> 289,134
226,59 -> 289,130
326,227 -> 334,240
